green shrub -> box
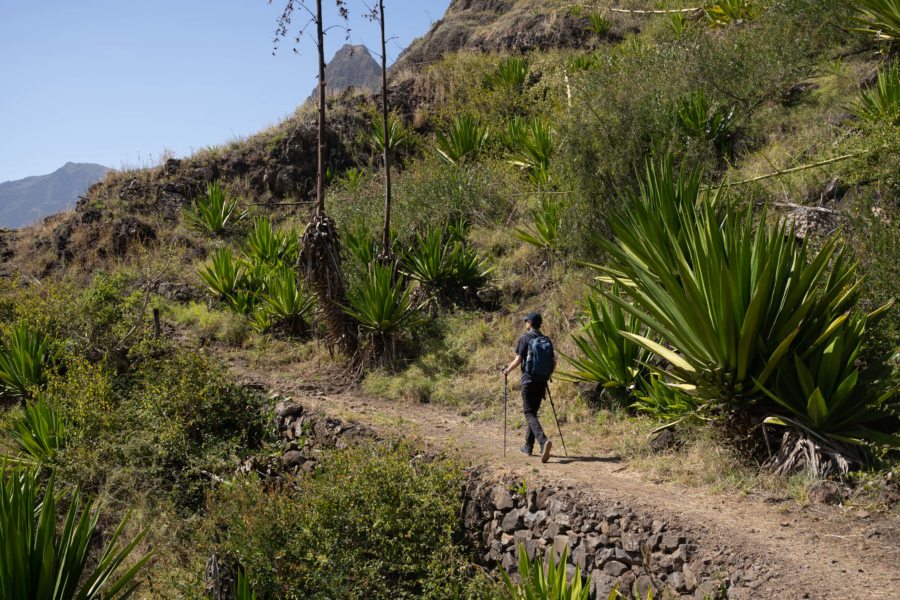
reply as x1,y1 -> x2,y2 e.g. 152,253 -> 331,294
559,286 -> 650,392
402,226 -> 493,302
705,0 -> 756,27
497,544 -> 590,600
853,0 -> 900,42
43,354 -> 116,438
514,197 -> 562,253
0,467 -> 151,598
4,396 -> 67,465
507,118 -> 554,185
257,266 -> 314,335
0,324 -> 49,399
632,374 -> 703,423
206,442 -> 485,599
243,217 -> 299,269
488,56 -> 529,94
676,90 -> 737,156
847,61 -> 900,126
182,182 -> 245,235
198,247 -> 245,306
436,114 -> 490,166
371,113 -> 411,157
586,12 -> 611,36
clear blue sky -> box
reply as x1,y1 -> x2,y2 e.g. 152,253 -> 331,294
0,0 -> 450,183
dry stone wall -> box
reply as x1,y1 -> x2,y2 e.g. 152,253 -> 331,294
271,399 -> 762,599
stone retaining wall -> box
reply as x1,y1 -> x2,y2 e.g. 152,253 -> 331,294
271,398 -> 762,599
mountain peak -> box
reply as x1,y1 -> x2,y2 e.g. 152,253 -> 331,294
308,43 -> 381,101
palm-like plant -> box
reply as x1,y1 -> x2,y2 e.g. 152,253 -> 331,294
705,0 -> 755,27
498,544 -> 590,600
632,374 -> 703,422
586,12 -> 612,36
0,324 -> 49,399
446,242 -> 494,289
514,197 -> 561,252
847,61 -> 900,126
489,56 -> 529,94
197,247 -> 245,305
182,182 -> 245,235
0,467 -> 151,598
508,118 -> 554,185
758,304 -> 900,471
402,226 -> 455,287
371,113 -> 409,156
259,267 -> 315,335
243,217 -> 300,269
559,287 -> 650,391
853,0 -> 900,42
435,114 -> 490,166
595,159 -> 862,412
5,396 -> 67,464
676,90 -> 736,154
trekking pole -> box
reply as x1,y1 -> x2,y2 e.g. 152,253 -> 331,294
546,384 -> 568,457
503,372 -> 508,457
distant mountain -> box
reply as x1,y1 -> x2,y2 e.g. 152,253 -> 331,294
0,162 -> 109,228
309,44 -> 381,101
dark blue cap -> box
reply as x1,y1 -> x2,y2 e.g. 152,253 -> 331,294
523,312 -> 542,328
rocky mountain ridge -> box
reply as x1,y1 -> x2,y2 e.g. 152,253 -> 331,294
0,162 -> 109,229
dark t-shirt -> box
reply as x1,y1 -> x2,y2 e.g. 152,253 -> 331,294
515,330 -> 542,385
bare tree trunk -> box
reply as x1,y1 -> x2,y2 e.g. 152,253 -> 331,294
316,0 -> 326,216
378,0 -> 392,256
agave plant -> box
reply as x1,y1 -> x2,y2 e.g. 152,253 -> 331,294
234,569 -> 258,600
498,544 -> 590,600
758,303 -> 900,473
0,467 -> 151,598
489,56 -> 529,94
259,266 -> 315,335
632,374 -> 703,422
595,159 -> 863,414
853,0 -> 900,42
402,226 -> 455,287
447,242 -> 494,289
676,90 -> 736,154
182,182 -> 245,235
243,217 -> 300,269
435,114 -> 490,166
371,113 -> 409,157
586,12 -> 612,36
197,247 -> 245,305
5,396 -> 67,464
847,61 -> 900,126
559,287 -> 650,391
0,324 -> 49,399
514,197 -> 562,252
508,118 -> 554,185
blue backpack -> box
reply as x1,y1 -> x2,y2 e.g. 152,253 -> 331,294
525,334 -> 554,381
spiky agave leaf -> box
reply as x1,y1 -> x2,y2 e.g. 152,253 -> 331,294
4,396 -> 67,464
182,182 -> 245,235
0,324 -> 50,399
852,0 -> 900,42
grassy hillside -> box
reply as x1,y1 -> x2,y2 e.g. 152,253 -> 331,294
1,0 -> 898,597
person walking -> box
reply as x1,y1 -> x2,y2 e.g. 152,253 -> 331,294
502,312 -> 556,463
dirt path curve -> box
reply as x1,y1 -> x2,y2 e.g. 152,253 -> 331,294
225,354 -> 899,600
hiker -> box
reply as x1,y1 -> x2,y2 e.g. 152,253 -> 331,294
502,311 -> 556,463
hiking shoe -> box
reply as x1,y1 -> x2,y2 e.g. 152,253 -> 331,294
540,440 -> 553,463
520,445 -> 533,456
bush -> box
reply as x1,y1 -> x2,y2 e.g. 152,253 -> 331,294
436,114 -> 490,166
848,61 -> 900,126
206,443 -> 486,599
497,544 -> 590,600
4,396 -> 67,465
182,182 -> 245,235
0,466 -> 151,599
0,324 -> 49,400
402,226 -> 493,304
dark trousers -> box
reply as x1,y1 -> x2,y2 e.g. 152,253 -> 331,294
522,380 -> 548,450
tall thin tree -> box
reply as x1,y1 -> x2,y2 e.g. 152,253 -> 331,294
371,0 -> 393,259
273,0 -> 357,357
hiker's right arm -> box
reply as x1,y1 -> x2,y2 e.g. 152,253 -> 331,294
503,354 -> 522,375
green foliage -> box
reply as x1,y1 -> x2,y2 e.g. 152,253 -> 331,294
402,226 -> 493,300
632,374 -> 703,422
0,324 -> 49,399
705,0 -> 756,27
514,197 -> 562,252
436,114 -> 490,166
206,443 -> 485,599
343,262 -> 420,336
853,0 -> 900,42
559,286 -> 650,391
498,544 -> 590,600
760,305 -> 900,448
507,118 -> 554,185
258,266 -> 315,335
847,61 -> 900,126
234,569 -> 258,600
586,12 -> 612,36
597,160 -> 859,407
182,182 -> 245,235
447,242 -> 494,289
243,217 -> 300,269
489,56 -> 530,94
676,90 -> 737,155
0,467 -> 151,599
198,247 -> 245,307
4,396 -> 67,465
372,113 -> 410,156
337,167 -> 367,193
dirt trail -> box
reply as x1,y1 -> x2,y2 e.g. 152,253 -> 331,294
226,354 -> 899,600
